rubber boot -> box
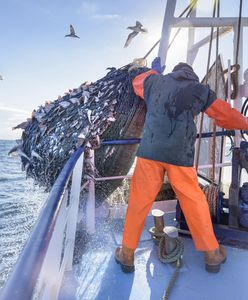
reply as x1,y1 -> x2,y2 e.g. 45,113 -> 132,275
204,245 -> 227,273
115,245 -> 135,273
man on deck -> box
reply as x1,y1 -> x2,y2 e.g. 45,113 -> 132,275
115,57 -> 248,273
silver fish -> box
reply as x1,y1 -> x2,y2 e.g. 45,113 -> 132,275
12,121 -> 29,130
59,101 -> 71,108
18,149 -> 30,161
8,145 -> 20,156
87,110 -> 92,124
31,150 -> 43,160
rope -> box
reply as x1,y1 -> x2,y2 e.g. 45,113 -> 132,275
211,124 -> 217,182
158,235 -> 184,300
232,0 -> 243,99
195,0 -> 216,171
162,259 -> 182,300
223,0 -> 243,100
202,184 -> 219,219
223,64 -> 240,99
158,236 -> 184,263
235,0 -> 243,66
210,0 -> 220,183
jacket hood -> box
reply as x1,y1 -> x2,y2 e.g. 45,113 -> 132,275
169,63 -> 199,82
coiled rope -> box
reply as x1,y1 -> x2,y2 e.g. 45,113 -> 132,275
158,235 -> 184,300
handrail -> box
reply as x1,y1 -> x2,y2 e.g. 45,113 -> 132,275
101,130 -> 235,146
0,146 -> 85,300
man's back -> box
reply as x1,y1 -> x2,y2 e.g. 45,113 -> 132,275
137,66 -> 216,166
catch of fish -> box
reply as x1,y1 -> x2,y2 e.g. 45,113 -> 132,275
10,64 -> 148,198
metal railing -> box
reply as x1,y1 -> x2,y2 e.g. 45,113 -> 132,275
0,146 -> 85,300
0,131 -> 235,300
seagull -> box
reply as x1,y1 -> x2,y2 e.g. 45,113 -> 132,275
65,25 -> 80,38
124,21 -> 148,48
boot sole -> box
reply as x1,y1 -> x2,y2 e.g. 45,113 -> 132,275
205,257 -> 227,273
115,257 -> 135,273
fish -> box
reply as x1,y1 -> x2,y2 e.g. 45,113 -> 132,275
31,150 -> 43,160
59,101 -> 71,108
17,149 -> 30,161
8,145 -> 20,156
24,163 -> 30,172
70,98 -> 80,104
12,121 -> 29,130
13,63 -> 149,192
106,67 -> 116,75
107,117 -> 116,122
87,110 -> 92,124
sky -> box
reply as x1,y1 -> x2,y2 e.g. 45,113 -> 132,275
0,0 -> 247,140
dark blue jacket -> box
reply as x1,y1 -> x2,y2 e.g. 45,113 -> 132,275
134,66 -> 216,166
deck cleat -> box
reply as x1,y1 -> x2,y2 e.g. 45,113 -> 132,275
149,209 -> 165,244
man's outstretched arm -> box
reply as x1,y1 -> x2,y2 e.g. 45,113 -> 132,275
205,99 -> 248,130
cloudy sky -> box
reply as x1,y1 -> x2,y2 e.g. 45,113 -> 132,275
0,0 -> 247,139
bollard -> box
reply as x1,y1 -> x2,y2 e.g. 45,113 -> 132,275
149,209 -> 166,244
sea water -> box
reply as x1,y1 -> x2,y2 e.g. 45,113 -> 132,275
0,140 -> 47,291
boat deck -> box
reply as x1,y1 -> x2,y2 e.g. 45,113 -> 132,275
59,211 -> 248,300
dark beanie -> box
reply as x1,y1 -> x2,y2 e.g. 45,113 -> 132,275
172,62 -> 194,72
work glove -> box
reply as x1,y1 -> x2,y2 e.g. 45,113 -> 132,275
151,57 -> 166,74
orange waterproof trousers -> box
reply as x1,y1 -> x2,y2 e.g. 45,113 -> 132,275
122,157 -> 219,251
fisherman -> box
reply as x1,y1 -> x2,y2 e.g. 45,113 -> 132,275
115,57 -> 248,273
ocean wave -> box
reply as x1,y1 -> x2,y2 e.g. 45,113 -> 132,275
0,176 -> 25,182
0,140 -> 47,291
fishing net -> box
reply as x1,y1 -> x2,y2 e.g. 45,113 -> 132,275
16,64 -> 149,199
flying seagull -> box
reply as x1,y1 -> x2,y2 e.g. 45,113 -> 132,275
124,21 -> 148,48
65,25 -> 80,38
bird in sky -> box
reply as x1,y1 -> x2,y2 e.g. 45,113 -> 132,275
124,21 -> 148,48
0,75 -> 3,80
65,25 -> 80,38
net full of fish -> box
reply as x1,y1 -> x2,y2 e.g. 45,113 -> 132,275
11,65 -> 148,199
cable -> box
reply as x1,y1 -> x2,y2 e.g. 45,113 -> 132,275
195,0 -> 216,171
235,0 -> 243,67
230,0 -> 243,99
143,0 -> 198,59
